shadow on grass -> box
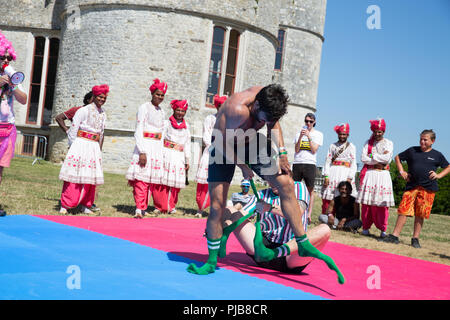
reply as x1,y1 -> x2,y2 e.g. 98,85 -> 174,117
430,252 -> 450,260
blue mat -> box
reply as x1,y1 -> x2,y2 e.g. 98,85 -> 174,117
0,215 -> 325,300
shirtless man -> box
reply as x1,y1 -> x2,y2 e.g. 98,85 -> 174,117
187,85 -> 344,284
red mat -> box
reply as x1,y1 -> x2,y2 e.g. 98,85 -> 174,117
36,215 -> 450,300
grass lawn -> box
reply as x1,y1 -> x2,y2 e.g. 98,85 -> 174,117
2,157 -> 449,265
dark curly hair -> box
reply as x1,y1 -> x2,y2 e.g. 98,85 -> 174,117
255,84 -> 289,122
338,180 -> 353,195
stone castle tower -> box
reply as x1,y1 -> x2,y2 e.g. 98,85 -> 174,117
1,0 -> 326,180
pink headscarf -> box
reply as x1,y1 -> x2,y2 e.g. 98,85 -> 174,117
0,31 -> 17,61
170,99 -> 188,111
334,123 -> 350,134
370,118 -> 386,132
92,84 -> 110,96
149,78 -> 168,94
213,95 -> 227,108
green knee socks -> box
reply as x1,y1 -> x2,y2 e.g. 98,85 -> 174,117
296,234 -> 345,284
187,237 -> 220,275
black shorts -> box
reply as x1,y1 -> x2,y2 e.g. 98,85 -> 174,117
292,163 -> 316,189
247,236 -> 309,274
207,133 -> 279,184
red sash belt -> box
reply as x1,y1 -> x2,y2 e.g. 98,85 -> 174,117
77,129 -> 100,142
164,139 -> 184,152
332,160 -> 351,168
143,131 -> 162,140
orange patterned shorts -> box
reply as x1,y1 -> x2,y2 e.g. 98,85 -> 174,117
397,186 -> 435,219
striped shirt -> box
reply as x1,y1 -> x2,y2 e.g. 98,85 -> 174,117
242,181 -> 310,244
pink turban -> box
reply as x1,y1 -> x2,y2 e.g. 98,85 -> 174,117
149,78 -> 168,94
92,84 -> 110,96
170,99 -> 188,111
213,95 -> 227,108
369,118 -> 386,132
334,123 -> 350,134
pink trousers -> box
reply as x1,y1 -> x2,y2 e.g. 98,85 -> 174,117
361,204 -> 389,231
322,199 -> 331,214
152,184 -> 180,212
60,181 -> 96,209
196,183 -> 210,211
131,180 -> 155,211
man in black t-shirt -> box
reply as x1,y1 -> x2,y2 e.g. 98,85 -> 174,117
383,130 -> 450,248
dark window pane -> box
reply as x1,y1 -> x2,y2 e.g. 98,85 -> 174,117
223,76 -> 234,96
229,30 -> 239,49
35,37 -> 46,56
46,58 -> 58,85
210,44 -> 223,72
27,84 -> 40,123
32,56 -> 43,84
226,47 -> 237,75
42,86 -> 55,126
207,72 -> 220,95
49,38 -> 60,57
274,30 -> 285,70
274,53 -> 282,70
212,27 -> 225,46
22,135 -> 34,155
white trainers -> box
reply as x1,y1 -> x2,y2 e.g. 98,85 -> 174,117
169,208 -> 177,214
134,209 -> 143,219
194,211 -> 203,218
153,209 -> 161,215
59,207 -> 68,215
82,206 -> 93,215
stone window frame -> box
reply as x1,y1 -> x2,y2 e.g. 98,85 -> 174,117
25,34 -> 60,127
205,24 -> 242,108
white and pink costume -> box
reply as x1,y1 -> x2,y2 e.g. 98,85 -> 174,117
154,99 -> 191,213
356,119 -> 395,233
126,79 -> 167,213
59,84 -> 108,210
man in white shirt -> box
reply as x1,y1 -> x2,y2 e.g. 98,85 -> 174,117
292,113 -> 323,221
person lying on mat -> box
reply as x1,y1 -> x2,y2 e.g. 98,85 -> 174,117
220,180 -> 332,274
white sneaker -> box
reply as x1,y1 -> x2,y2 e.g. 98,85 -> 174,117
59,207 -> 68,215
82,206 -> 93,215
194,211 -> 202,218
169,208 -> 177,214
134,209 -> 143,219
153,209 -> 161,215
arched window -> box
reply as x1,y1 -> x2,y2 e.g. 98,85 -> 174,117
206,26 -> 240,106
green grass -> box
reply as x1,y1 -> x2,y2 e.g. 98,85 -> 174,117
1,157 -> 449,265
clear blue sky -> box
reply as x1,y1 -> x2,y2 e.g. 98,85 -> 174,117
315,0 -> 450,168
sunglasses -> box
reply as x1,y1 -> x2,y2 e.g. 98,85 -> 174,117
0,56 -> 13,62
305,120 -> 315,124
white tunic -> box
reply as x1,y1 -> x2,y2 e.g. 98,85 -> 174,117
125,102 -> 165,184
321,141 -> 357,200
160,120 -> 191,188
356,138 -> 395,207
195,114 -> 216,184
59,103 -> 106,185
